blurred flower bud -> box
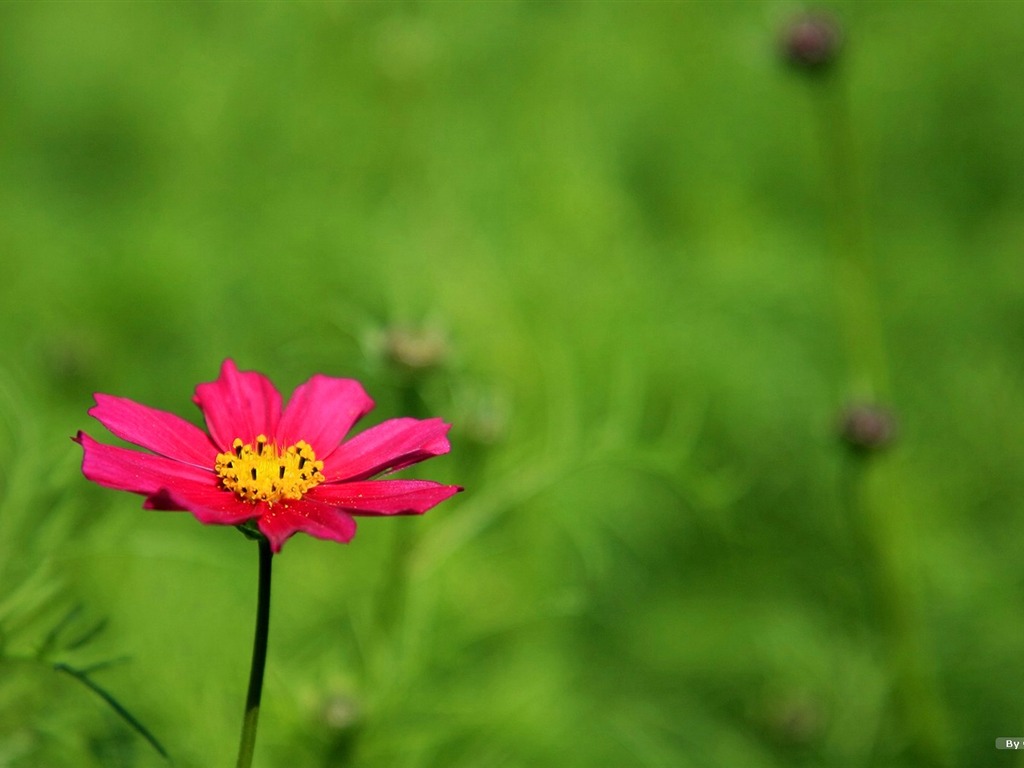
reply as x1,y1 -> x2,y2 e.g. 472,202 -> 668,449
838,403 -> 897,453
781,12 -> 843,71
319,691 -> 362,765
321,693 -> 361,731
759,691 -> 826,746
380,325 -> 450,376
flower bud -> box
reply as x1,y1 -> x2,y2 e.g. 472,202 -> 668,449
321,693 -> 361,731
838,403 -> 897,453
760,691 -> 825,746
379,325 -> 450,376
782,12 -> 843,71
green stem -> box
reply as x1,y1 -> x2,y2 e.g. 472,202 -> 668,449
816,70 -> 890,401
235,535 -> 273,768
813,66 -> 951,767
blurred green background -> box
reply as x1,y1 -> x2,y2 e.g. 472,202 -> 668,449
1,2 -> 1023,766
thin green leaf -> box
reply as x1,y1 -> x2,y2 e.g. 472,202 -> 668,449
36,603 -> 83,660
54,663 -> 170,761
64,616 -> 109,652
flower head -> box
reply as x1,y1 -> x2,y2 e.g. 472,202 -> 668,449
75,359 -> 461,552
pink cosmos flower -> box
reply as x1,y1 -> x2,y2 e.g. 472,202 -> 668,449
75,359 -> 460,552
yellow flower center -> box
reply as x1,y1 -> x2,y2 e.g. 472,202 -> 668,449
215,434 -> 324,504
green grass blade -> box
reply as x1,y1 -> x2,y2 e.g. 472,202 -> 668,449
54,663 -> 170,762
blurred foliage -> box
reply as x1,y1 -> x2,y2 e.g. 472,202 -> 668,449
1,2 -> 1023,767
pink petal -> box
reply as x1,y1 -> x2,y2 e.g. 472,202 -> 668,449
75,432 -> 214,496
143,485 -> 261,526
312,480 -> 461,515
322,418 -> 452,482
89,394 -> 218,467
276,375 -> 374,456
256,497 -> 357,552
192,359 -> 282,451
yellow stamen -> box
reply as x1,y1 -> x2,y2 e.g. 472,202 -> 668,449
215,434 -> 324,504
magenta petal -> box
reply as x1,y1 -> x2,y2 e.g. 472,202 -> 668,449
276,375 -> 374,456
89,394 -> 218,467
143,485 -> 260,526
192,359 -> 282,451
312,480 -> 461,516
256,497 -> 357,553
75,432 -> 215,495
323,418 -> 451,482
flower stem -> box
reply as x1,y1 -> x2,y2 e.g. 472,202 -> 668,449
235,535 -> 273,768
815,68 -> 889,401
812,58 -> 952,768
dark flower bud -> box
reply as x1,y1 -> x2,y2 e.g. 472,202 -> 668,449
782,12 -> 843,71
838,403 -> 897,453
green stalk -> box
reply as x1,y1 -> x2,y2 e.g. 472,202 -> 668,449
235,535 -> 273,768
839,456 -> 951,766
813,60 -> 951,767
816,69 -> 889,401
